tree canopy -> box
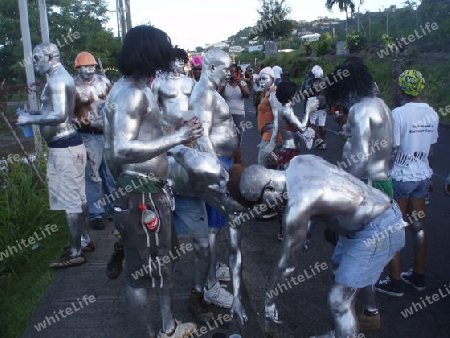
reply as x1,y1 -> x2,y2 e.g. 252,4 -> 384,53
250,0 -> 294,41
0,0 -> 121,83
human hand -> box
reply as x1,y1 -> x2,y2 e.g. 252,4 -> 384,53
335,114 -> 348,127
265,301 -> 282,324
179,117 -> 203,144
305,97 -> 319,113
230,296 -> 248,326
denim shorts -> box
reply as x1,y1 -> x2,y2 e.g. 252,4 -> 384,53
393,178 -> 430,200
331,202 -> 406,288
173,195 -> 208,240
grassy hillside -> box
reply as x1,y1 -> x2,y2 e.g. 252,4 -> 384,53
254,49 -> 450,122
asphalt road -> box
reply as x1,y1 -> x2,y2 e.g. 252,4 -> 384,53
238,97 -> 450,338
21,96 -> 450,338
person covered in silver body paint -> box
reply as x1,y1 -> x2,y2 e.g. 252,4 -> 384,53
188,48 -> 248,324
103,25 -> 202,338
16,42 -> 91,269
231,156 -> 405,338
267,80 -> 316,170
152,47 -> 214,324
324,58 -> 396,332
73,51 -> 114,233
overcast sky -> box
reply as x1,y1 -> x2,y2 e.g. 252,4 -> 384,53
105,0 -> 409,50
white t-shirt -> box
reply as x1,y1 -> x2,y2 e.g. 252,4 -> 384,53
390,102 -> 439,181
272,65 -> 282,79
224,81 -> 247,115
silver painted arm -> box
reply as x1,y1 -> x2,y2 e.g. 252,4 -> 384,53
19,75 -> 70,125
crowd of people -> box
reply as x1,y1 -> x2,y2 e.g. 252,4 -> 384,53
14,23 -> 443,338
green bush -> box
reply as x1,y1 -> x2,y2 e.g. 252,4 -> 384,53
0,159 -> 67,337
346,31 -> 366,53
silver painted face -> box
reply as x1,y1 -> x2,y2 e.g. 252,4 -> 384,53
173,59 -> 185,74
32,52 -> 51,75
259,73 -> 273,91
78,65 -> 96,82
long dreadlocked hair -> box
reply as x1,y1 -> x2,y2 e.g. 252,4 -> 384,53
325,57 -> 375,108
117,25 -> 173,79
173,46 -> 189,64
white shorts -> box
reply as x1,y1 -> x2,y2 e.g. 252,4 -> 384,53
47,143 -> 87,213
309,109 -> 327,126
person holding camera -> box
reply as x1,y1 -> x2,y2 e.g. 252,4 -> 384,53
219,64 -> 250,164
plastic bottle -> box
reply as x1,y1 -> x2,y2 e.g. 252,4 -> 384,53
16,108 -> 34,138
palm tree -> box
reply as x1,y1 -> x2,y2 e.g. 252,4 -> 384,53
325,0 -> 357,34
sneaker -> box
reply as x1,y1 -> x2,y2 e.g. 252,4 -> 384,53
81,241 -> 95,252
216,262 -> 231,282
157,319 -> 196,338
90,217 -> 105,230
356,306 -> 380,332
318,143 -> 327,149
313,138 -> 324,149
204,282 -> 233,308
188,290 -> 214,323
106,242 -> 124,279
401,269 -> 425,291
49,252 -> 86,269
374,276 -> 404,296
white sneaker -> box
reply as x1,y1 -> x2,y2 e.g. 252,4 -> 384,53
204,282 -> 233,308
157,319 -> 196,338
216,262 -> 231,282
313,138 -> 324,149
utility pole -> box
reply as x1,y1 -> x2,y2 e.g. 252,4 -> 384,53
38,0 -> 49,43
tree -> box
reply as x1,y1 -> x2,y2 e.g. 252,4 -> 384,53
325,0 -> 357,34
250,0 -> 294,41
0,0 -> 121,83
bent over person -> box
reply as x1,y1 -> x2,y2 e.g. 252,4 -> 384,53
104,25 -> 202,338
231,156 -> 405,338
17,42 -> 91,268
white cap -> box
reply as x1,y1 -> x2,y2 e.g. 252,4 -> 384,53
311,65 -> 323,78
259,67 -> 275,79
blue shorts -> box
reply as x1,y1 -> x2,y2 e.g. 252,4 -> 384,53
207,156 -> 233,228
173,195 -> 208,240
331,202 -> 406,288
393,178 -> 430,200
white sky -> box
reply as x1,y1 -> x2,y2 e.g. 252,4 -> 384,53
105,0 -> 409,50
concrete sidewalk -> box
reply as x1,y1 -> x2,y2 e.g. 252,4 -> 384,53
22,218 -> 264,338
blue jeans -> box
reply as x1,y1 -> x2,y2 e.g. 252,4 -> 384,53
393,178 -> 430,199
99,152 -> 115,218
79,132 -> 104,220
331,202 -> 405,288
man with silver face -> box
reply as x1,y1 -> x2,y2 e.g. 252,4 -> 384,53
152,47 -> 214,324
152,47 -> 195,134
324,58 -> 395,333
233,156 -> 405,338
73,51 -> 114,234
104,25 -> 201,338
16,42 -> 90,269
189,48 -> 248,324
